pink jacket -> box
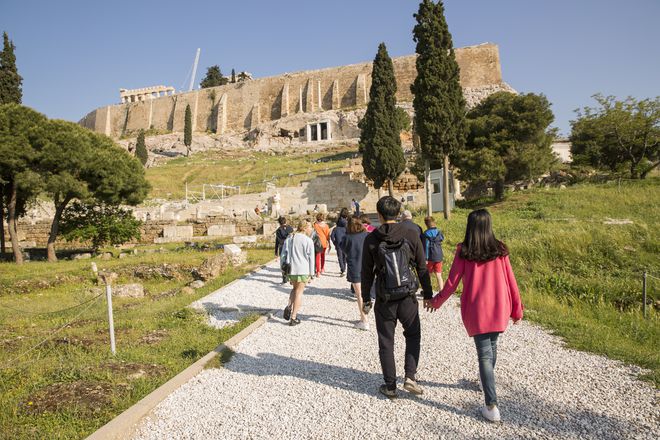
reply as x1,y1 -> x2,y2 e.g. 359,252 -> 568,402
431,244 -> 523,337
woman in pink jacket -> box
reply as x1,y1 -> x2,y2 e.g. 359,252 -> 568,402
431,209 -> 523,423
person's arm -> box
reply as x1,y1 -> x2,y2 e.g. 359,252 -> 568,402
421,232 -> 428,260
432,246 -> 465,308
361,237 -> 376,304
280,236 -> 289,263
307,239 -> 315,275
411,235 -> 433,299
275,232 -> 281,256
504,255 -> 523,321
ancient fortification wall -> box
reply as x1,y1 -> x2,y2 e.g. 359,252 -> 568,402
80,43 -> 504,138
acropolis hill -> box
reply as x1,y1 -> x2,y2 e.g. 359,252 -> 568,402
79,43 -> 514,140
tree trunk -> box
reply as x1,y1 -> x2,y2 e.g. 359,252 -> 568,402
387,179 -> 394,197
424,160 -> 432,217
0,183 -> 5,257
47,197 -> 68,263
442,155 -> 451,220
640,160 -> 660,179
494,179 -> 505,201
7,181 -> 23,264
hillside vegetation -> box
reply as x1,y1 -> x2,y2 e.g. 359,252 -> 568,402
417,178 -> 660,385
146,146 -> 358,200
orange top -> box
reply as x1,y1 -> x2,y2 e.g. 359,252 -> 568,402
313,222 -> 331,249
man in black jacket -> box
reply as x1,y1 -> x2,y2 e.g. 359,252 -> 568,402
275,216 -> 293,283
361,196 -> 434,398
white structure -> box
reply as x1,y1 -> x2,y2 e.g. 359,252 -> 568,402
304,120 -> 332,142
428,168 -> 462,212
119,85 -> 175,103
551,139 -> 573,163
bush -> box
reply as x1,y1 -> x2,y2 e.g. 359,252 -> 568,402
59,202 -> 142,250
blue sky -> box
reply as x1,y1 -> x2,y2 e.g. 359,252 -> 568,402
2,0 -> 659,135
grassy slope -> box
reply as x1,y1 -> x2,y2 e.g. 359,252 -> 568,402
416,178 -> 659,386
146,147 -> 357,200
0,247 -> 274,440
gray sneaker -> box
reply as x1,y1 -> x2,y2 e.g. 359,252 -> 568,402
403,377 -> 423,395
379,384 -> 397,399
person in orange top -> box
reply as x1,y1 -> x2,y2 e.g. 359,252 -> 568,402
313,213 -> 331,276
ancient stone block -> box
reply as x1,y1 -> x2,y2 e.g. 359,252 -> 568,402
114,284 -> 145,298
262,222 -> 279,236
224,244 -> 247,266
233,235 -> 258,244
207,224 -> 237,237
162,225 -> 193,239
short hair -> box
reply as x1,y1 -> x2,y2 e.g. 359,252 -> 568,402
359,214 -> 371,225
296,219 -> 310,232
402,210 -> 412,220
316,213 -> 325,221
347,215 -> 365,234
424,216 -> 435,228
376,196 -> 401,221
278,216 -> 287,226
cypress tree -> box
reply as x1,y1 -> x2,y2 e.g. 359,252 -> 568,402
0,32 -> 22,104
135,130 -> 148,166
411,0 -> 466,219
231,68 -> 236,83
359,43 -> 405,196
184,104 -> 192,156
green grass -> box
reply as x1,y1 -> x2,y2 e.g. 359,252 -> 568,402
146,146 -> 358,200
415,178 -> 660,386
0,246 -> 274,439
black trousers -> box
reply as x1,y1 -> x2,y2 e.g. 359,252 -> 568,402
336,248 -> 347,273
374,295 -> 421,390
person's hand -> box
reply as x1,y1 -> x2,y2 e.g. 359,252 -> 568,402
512,317 -> 522,325
423,299 -> 436,312
362,301 -> 373,315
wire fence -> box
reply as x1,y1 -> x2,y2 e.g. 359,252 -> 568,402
0,292 -> 104,370
0,291 -> 105,316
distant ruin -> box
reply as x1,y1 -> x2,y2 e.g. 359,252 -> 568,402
79,43 -> 514,140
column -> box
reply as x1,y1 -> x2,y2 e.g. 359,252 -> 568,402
356,74 -> 367,106
317,123 -> 322,141
305,79 -> 314,112
317,80 -> 322,110
331,79 -> 340,109
298,86 -> 304,113
216,93 -> 227,134
306,124 -> 311,142
327,120 -> 332,140
280,82 -> 290,118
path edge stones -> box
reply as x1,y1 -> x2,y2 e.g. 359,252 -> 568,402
86,259 -> 277,440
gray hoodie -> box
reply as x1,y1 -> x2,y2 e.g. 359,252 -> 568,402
280,233 -> 315,276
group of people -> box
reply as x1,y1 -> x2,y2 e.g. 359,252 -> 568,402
274,196 -> 523,423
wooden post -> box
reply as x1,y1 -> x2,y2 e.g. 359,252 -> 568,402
425,160 -> 432,217
99,272 -> 118,355
442,155 -> 450,220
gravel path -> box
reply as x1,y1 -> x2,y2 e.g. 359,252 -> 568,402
134,251 -> 659,439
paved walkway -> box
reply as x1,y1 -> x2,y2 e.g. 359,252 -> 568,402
133,251 -> 658,439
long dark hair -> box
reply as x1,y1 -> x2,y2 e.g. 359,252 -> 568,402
347,215 -> 365,234
460,209 -> 508,262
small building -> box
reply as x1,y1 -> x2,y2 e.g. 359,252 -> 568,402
428,168 -> 462,212
551,139 -> 573,163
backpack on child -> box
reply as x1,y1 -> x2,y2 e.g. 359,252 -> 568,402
311,231 -> 323,253
375,238 -> 419,302
426,231 -> 444,262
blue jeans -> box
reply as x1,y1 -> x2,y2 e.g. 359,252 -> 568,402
474,332 -> 500,406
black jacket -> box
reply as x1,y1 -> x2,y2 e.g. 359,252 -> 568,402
361,222 -> 433,303
275,225 -> 293,256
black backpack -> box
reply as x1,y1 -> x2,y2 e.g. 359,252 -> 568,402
312,232 -> 323,253
375,238 -> 419,302
426,231 -> 444,262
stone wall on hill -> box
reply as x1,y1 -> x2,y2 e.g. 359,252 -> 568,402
80,43 -> 506,138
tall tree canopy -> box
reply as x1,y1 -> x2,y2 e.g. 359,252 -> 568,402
0,32 -> 23,104
411,0 -> 466,218
359,43 -> 405,195
184,104 -> 192,155
200,65 -> 228,88
40,121 -> 150,261
456,91 -> 556,200
0,104 -> 47,263
570,94 -> 659,178
135,129 -> 148,166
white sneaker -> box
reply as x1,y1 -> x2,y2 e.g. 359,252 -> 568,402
355,320 -> 370,331
481,405 -> 501,423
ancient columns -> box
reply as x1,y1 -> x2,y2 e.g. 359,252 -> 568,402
216,93 -> 228,134
281,82 -> 290,118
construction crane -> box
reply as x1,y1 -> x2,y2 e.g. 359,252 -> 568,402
188,48 -> 201,92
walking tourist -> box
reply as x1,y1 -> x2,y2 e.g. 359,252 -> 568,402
341,216 -> 370,330
331,208 -> 349,276
280,220 -> 316,326
359,214 -> 376,232
431,209 -> 523,422
274,216 -> 294,283
361,196 -> 434,398
352,198 -> 361,216
422,216 -> 445,289
313,213 -> 331,276
400,210 -> 423,236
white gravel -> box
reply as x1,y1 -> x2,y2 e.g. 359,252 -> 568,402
134,251 -> 659,439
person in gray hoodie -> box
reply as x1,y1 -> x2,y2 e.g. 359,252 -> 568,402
280,219 -> 315,326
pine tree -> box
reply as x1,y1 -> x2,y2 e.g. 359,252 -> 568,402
411,0 -> 466,219
0,32 -> 23,104
184,104 -> 192,156
200,65 -> 228,88
231,68 -> 236,83
359,43 -> 405,196
135,130 -> 148,166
